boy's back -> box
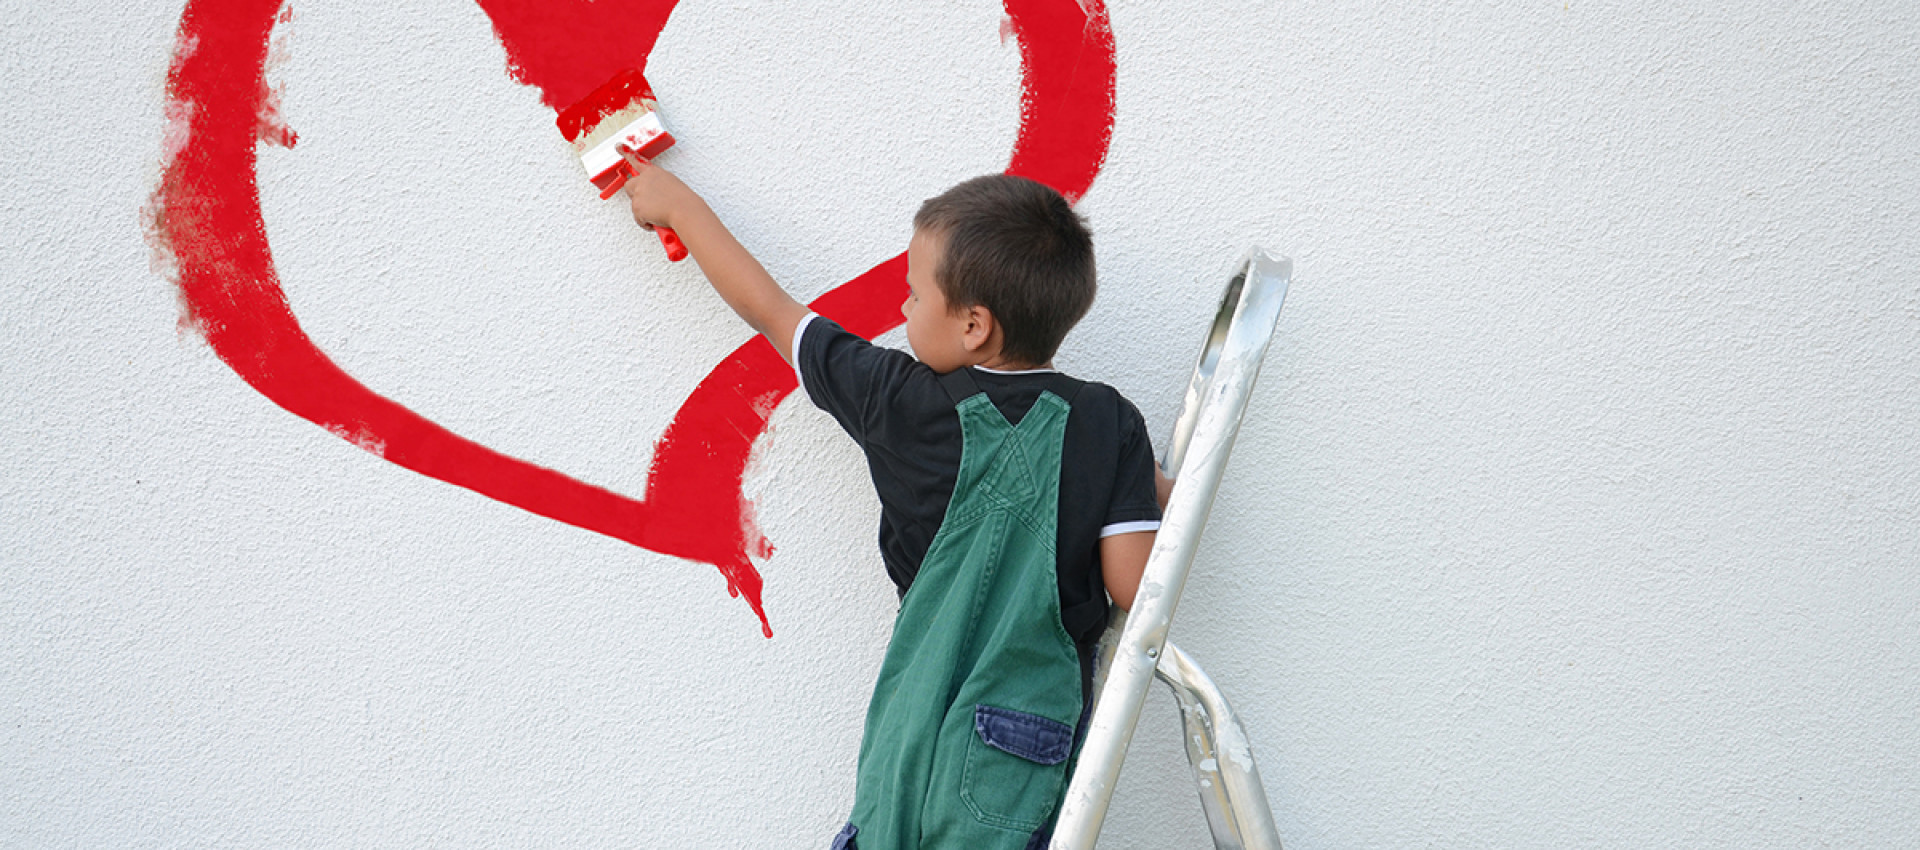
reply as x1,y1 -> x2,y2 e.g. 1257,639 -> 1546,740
796,316 -> 1160,850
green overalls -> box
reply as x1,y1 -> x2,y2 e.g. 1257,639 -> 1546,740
838,369 -> 1085,850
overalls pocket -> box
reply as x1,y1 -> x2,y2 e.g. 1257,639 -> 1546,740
961,704 -> 1075,831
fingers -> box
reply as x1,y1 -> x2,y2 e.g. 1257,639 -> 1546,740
622,182 -> 655,229
616,141 -> 685,189
615,142 -> 656,201
612,143 -> 689,234
616,141 -> 651,169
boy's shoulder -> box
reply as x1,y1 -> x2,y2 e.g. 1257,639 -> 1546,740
794,314 -> 933,403
795,313 -> 1150,448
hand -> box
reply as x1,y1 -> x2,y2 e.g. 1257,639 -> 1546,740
616,145 -> 702,233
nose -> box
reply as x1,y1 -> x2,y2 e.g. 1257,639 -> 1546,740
901,297 -> 910,319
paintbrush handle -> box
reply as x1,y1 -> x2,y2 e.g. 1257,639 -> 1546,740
657,227 -> 688,262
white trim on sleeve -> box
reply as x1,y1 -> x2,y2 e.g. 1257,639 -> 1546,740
1099,520 -> 1161,538
791,312 -> 821,407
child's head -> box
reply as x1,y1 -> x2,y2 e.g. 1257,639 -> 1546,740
903,175 -> 1095,370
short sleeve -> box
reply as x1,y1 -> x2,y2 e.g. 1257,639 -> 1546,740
795,314 -> 920,445
1102,395 -> 1163,537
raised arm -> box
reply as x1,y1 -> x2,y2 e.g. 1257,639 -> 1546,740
618,150 -> 809,364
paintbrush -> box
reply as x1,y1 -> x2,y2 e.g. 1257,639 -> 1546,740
557,68 -> 686,261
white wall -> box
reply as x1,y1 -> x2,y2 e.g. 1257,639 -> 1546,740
5,0 -> 1917,846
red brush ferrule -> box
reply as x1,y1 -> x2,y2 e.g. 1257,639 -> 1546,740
592,160 -> 634,199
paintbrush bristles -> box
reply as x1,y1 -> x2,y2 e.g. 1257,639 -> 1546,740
556,68 -> 657,142
575,106 -> 669,159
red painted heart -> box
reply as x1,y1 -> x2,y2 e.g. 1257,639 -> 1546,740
148,0 -> 1115,636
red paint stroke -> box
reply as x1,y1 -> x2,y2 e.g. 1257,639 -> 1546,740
148,0 -> 1114,637
471,0 -> 676,113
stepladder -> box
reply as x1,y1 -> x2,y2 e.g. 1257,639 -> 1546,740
1050,248 -> 1292,850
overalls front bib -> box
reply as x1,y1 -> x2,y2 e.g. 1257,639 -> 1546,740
838,369 -> 1084,850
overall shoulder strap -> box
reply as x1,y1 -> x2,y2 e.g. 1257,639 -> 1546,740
1057,379 -> 1113,642
937,367 -> 983,407
1059,376 -> 1094,407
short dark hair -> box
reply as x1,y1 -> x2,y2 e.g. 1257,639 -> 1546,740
914,175 -> 1096,366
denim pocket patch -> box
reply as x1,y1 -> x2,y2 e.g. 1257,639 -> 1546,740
961,704 -> 1075,830
973,705 -> 1073,765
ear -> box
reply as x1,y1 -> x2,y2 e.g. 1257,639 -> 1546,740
961,304 -> 997,353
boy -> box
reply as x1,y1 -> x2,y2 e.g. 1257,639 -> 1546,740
617,152 -> 1163,850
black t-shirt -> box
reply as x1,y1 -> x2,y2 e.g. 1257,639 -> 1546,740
794,315 -> 1163,644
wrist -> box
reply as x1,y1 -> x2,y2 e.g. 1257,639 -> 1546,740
665,195 -> 716,234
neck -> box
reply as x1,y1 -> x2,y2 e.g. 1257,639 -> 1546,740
974,354 -> 1053,371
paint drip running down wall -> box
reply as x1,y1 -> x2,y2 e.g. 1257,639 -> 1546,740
146,0 -> 1115,637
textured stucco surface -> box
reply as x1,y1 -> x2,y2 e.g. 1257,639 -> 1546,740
5,0 -> 1919,846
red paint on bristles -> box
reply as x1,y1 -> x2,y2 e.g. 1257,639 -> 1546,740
628,129 -> 675,160
556,67 -> 657,142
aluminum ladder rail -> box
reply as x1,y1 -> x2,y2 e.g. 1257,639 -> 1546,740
1050,248 -> 1291,850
